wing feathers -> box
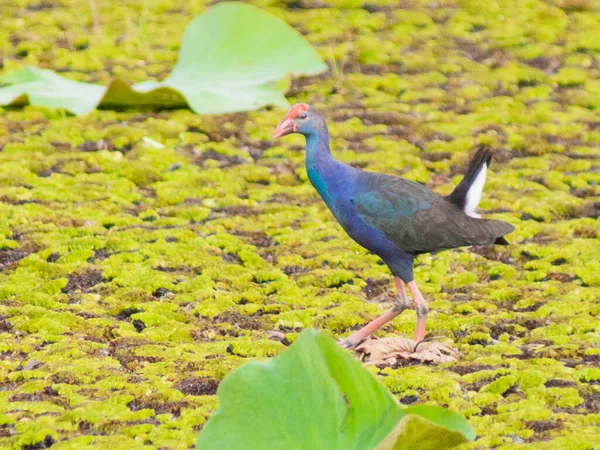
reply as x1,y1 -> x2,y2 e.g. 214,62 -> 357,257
353,168 -> 514,255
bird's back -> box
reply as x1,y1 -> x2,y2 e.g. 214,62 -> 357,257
350,170 -> 514,255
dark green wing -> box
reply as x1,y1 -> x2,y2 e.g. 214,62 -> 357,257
352,172 -> 514,254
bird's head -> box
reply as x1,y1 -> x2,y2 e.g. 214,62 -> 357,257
273,103 -> 326,138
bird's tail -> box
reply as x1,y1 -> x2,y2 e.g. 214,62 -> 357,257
449,146 -> 513,245
447,145 -> 493,218
484,220 -> 514,245
494,236 -> 510,245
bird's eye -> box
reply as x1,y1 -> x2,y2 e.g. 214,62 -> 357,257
298,113 -> 308,120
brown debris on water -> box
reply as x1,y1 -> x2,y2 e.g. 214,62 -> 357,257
354,336 -> 460,366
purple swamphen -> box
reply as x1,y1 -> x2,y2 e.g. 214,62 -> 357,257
274,104 -> 514,350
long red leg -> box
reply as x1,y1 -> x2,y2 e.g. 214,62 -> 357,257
393,277 -> 409,311
406,281 -> 429,342
343,276 -> 409,347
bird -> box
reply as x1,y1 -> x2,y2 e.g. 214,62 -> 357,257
273,104 -> 514,350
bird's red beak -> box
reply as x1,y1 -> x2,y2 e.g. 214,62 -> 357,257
273,118 -> 295,138
274,103 -> 309,138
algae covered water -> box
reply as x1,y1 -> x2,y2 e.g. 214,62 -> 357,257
0,0 -> 598,448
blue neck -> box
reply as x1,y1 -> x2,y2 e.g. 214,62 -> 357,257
305,130 -> 332,165
304,129 -> 342,203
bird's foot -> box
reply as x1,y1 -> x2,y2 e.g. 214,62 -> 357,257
338,337 -> 366,350
412,338 -> 459,361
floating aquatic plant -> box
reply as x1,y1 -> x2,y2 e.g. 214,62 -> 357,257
0,0 -> 598,448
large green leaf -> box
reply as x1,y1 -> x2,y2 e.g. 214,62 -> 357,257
0,2 -> 326,115
0,67 -> 107,115
376,405 -> 477,450
196,329 -> 475,450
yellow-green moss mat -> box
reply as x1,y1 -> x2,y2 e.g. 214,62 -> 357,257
0,0 -> 599,448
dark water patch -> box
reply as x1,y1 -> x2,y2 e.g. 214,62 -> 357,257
62,268 -> 104,293
213,311 -> 262,330
269,193 -> 318,206
479,405 -> 498,416
152,287 -> 172,298
116,307 -> 144,321
514,301 -> 546,312
544,272 -> 576,283
282,265 -> 308,276
582,354 -> 600,366
233,230 -> 274,248
521,212 -> 545,222
582,391 -> 600,413
545,379 -> 577,388
87,248 -> 111,263
0,249 -> 32,270
520,250 -> 540,261
222,252 -> 242,264
524,55 -> 561,73
22,435 -> 55,450
386,359 -> 432,369
127,398 -> 190,417
400,394 -> 419,404
46,252 -> 61,262
0,319 -> 13,332
470,246 -> 513,264
78,420 -> 106,436
466,374 -> 502,392
421,152 -> 452,162
566,201 -> 600,219
521,319 -> 548,331
27,1 -> 56,11
362,277 -> 389,299
448,364 -> 503,375
213,205 -> 262,217
196,149 -> 246,168
132,319 -> 146,332
176,377 -> 220,396
79,139 -> 115,152
573,225 -> 597,239
526,419 -> 563,434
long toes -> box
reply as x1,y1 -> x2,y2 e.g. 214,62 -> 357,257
416,341 -> 458,356
338,338 -> 363,350
413,339 -> 426,353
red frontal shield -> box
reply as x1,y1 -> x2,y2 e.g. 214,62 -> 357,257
273,104 -> 308,138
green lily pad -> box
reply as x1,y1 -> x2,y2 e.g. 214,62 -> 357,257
196,329 -> 475,450
0,2 -> 326,115
376,405 -> 477,450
